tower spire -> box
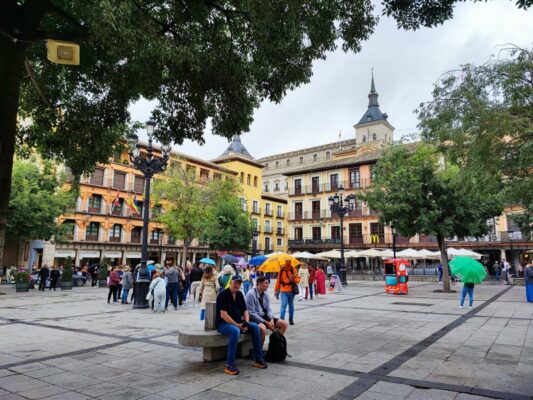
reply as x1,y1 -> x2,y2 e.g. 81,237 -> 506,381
368,69 -> 379,107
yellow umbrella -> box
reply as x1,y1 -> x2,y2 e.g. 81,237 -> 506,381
258,253 -> 300,273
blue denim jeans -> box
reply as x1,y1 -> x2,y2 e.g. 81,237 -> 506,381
165,282 -> 179,308
217,322 -> 264,366
495,271 -> 500,282
121,289 -> 129,303
308,283 -> 314,299
280,292 -> 295,320
460,286 -> 474,307
243,280 -> 251,295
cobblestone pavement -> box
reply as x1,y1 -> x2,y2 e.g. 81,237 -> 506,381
0,280 -> 532,400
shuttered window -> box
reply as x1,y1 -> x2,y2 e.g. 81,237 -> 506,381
90,168 -> 104,186
134,176 -> 145,193
113,171 -> 126,189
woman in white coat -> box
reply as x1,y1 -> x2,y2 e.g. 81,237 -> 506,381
298,264 -> 309,301
147,270 -> 167,313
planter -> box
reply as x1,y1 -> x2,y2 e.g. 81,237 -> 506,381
15,283 -> 30,292
98,280 -> 108,288
61,281 -> 73,290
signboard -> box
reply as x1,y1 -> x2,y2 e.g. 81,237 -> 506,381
103,251 -> 122,258
55,250 -> 76,258
328,274 -> 344,293
80,250 -> 100,258
125,252 -> 141,259
370,234 -> 380,244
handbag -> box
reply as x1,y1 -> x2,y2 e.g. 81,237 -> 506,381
291,282 -> 299,295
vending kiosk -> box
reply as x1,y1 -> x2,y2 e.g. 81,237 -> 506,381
384,258 -> 409,295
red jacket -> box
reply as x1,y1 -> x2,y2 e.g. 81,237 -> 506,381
108,271 -> 120,286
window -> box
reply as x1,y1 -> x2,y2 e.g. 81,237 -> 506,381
294,202 -> 303,220
311,176 -> 320,193
90,168 -> 104,186
362,135 -> 366,143
152,204 -> 163,217
134,176 -> 145,193
252,219 -> 259,231
274,183 -> 279,191
167,232 -> 175,245
277,205 -> 283,217
61,220 -> 75,241
313,154 -> 317,161
286,159 -> 290,166
88,195 -> 102,213
240,198 -> 247,211
370,223 -> 385,243
111,198 -> 123,216
294,227 -> 303,240
135,201 -> 144,217
131,227 -> 142,243
331,226 -> 340,240
311,200 -> 320,219
186,165 -> 196,176
264,220 -> 272,233
326,151 -> 330,159
265,163 -> 269,169
370,165 -> 376,183
254,176 -> 258,187
214,173 -> 222,180
265,237 -> 271,251
299,156 -> 303,164
349,168 -> 360,188
277,221 -> 283,234
200,169 -> 209,181
113,171 -> 126,189
373,133 -> 377,141
85,222 -> 99,241
253,200 -> 259,213
276,237 -> 283,247
294,179 -> 302,195
349,223 -> 363,244
264,184 -> 269,192
247,174 -> 251,185
109,224 -> 122,242
265,203 -> 272,216
330,174 -> 339,191
275,161 -> 279,168
312,226 -> 321,240
240,172 -> 244,183
150,229 -> 163,244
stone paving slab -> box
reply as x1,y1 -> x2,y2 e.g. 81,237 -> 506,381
0,281 -> 532,400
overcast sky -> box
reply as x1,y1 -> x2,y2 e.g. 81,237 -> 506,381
129,1 -> 532,161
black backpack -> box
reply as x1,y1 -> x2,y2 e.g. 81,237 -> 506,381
265,330 -> 287,362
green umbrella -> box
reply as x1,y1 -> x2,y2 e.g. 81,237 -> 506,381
450,256 -> 487,283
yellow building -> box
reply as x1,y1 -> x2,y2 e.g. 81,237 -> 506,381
212,135 -> 288,254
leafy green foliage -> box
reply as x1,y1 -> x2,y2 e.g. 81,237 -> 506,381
15,271 -> 31,284
362,144 -> 502,291
418,46 -> 533,231
62,256 -> 73,282
99,260 -> 109,281
7,158 -> 75,241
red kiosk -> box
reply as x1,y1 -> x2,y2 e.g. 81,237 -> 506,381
384,258 -> 409,294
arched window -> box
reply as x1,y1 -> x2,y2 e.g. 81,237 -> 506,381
275,161 -> 279,168
150,228 -> 163,244
253,176 -> 258,187
326,151 -> 330,160
61,220 -> 76,241
286,159 -> 290,166
373,133 -> 377,141
109,224 -> 122,242
313,154 -> 317,161
299,157 -> 304,164
131,227 -> 142,243
86,222 -> 99,241
362,135 -> 366,143
240,172 -> 244,183
247,174 -> 251,185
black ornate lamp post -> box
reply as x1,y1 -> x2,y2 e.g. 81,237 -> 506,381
328,185 -> 355,286
128,120 -> 170,309
390,222 -> 397,259
507,228 -> 514,273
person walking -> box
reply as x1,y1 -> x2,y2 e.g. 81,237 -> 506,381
49,266 -> 60,291
459,282 -> 475,309
437,263 -> 443,282
315,266 -> 327,298
524,261 -> 533,303
216,275 -> 266,375
298,264 -> 309,301
189,263 -> 204,306
164,264 -> 180,310
274,259 -> 300,325
250,266 -> 257,288
493,261 -> 501,282
148,270 -> 167,313
307,263 -> 316,300
502,259 -> 510,284
242,266 -> 252,295
121,266 -> 133,304
198,265 -> 220,320
116,266 -> 123,300
107,266 -> 121,303
38,264 -> 50,291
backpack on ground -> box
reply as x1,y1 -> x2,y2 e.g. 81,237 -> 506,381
265,330 -> 287,362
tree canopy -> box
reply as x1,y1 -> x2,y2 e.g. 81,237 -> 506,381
7,158 -> 74,242
418,46 -> 533,234
362,144 -> 502,291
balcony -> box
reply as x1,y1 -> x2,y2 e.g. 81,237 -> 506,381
306,184 -> 322,195
87,206 -> 101,214
289,186 -> 303,196
130,236 -> 141,244
85,235 -> 98,242
109,237 -> 121,243
324,180 -> 346,192
348,178 -> 372,189
251,207 -> 261,215
253,225 -> 261,233
264,208 -> 273,217
264,226 -> 273,234
277,211 -> 284,218
276,228 -> 284,235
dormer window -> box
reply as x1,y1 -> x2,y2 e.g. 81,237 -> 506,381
373,133 -> 377,141
362,136 -> 366,143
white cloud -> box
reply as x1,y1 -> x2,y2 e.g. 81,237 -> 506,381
129,1 -> 533,160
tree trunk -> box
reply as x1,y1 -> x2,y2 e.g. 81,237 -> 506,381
182,239 -> 191,268
438,235 -> 451,292
0,38 -> 26,267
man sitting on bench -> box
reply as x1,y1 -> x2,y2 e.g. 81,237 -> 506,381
216,275 -> 267,375
246,276 -> 288,346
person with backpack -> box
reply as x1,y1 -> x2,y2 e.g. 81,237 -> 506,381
218,265 -> 234,293
245,276 -> 288,347
274,260 -> 300,325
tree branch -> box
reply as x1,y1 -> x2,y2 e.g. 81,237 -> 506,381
24,58 -> 51,107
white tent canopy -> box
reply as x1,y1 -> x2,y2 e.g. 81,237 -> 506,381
316,249 -> 342,259
395,248 -> 424,259
291,251 -> 327,260
345,250 -> 364,258
418,249 -> 440,259
358,248 -> 387,258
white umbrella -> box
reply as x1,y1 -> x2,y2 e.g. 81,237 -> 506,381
345,250 -> 363,258
418,249 -> 440,259
292,251 -> 326,260
454,248 -> 483,260
358,248 -> 386,258
316,249 -> 342,259
396,248 -> 424,259
379,249 -> 395,258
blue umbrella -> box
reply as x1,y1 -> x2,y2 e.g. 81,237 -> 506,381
221,254 -> 238,263
199,257 -> 216,265
249,255 -> 267,266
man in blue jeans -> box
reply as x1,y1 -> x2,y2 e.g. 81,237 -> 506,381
216,275 -> 267,375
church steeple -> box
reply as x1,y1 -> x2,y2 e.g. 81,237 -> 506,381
220,134 -> 253,159
368,69 -> 379,107
355,71 -> 388,127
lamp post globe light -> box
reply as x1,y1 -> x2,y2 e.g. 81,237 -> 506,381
128,120 -> 171,309
328,185 -> 356,286
390,222 -> 397,259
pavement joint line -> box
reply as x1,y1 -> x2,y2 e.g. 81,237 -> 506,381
324,285 -> 516,400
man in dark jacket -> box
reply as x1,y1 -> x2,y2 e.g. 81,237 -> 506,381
165,266 -> 180,310
49,266 -> 61,291
189,263 -> 204,305
38,265 -> 50,291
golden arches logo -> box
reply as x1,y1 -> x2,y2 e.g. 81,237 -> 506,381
370,234 -> 380,243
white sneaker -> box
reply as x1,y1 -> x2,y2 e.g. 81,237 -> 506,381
468,306 -> 473,309
459,306 -> 464,309
298,297 -> 302,301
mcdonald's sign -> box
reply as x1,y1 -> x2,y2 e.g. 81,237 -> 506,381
370,234 -> 380,243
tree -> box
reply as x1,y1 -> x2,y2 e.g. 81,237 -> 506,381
152,164 -> 209,268
202,179 -> 252,252
2,1 -> 530,266
7,158 -> 75,243
418,46 -> 533,235
362,144 -> 502,292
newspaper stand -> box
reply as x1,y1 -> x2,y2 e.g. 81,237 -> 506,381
384,258 -> 409,295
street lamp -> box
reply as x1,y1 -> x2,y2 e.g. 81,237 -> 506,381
507,228 -> 514,274
328,185 -> 356,286
128,120 -> 171,309
390,222 -> 397,259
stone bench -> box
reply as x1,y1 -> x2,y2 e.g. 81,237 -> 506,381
177,302 -> 252,362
